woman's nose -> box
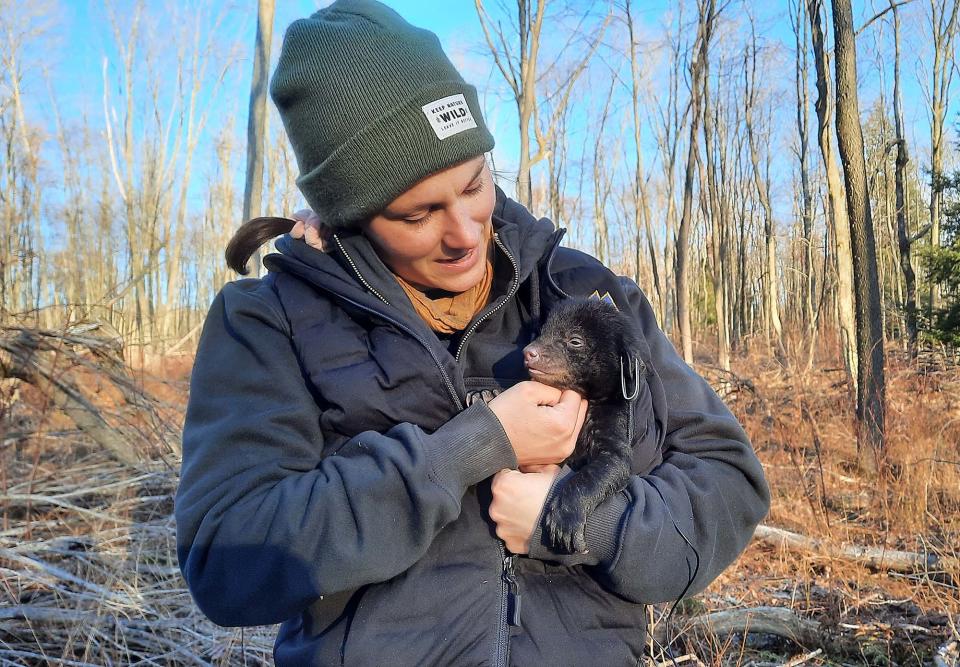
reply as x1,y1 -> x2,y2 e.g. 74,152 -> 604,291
443,203 -> 481,248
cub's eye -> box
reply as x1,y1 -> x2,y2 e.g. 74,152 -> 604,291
567,337 -> 584,348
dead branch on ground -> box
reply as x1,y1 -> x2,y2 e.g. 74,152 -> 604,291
754,524 -> 959,575
0,323 -> 179,465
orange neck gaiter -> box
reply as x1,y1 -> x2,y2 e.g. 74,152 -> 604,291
395,240 -> 495,334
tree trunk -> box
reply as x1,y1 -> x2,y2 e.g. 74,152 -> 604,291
793,0 -> 816,340
700,46 -> 730,370
926,0 -> 960,316
744,20 -> 785,361
831,0 -> 886,472
625,1 -> 663,316
591,78 -> 617,265
808,0 -> 858,390
676,0 -> 714,364
890,0 -> 917,355
242,0 -> 276,277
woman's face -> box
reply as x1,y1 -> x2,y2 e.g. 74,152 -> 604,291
364,156 -> 496,293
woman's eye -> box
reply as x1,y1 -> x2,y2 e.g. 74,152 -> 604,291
464,181 -> 484,196
404,212 -> 432,226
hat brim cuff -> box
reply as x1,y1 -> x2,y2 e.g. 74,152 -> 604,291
296,82 -> 495,229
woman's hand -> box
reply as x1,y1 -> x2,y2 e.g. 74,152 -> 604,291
290,208 -> 331,251
489,464 -> 562,554
488,381 -> 587,467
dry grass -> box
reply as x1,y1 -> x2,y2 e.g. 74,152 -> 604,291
1,341 -> 959,666
0,356 -> 275,666
674,340 -> 960,666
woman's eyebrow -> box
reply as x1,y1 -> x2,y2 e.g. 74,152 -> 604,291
466,159 -> 485,185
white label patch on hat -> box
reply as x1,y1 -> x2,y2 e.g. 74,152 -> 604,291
421,94 -> 477,140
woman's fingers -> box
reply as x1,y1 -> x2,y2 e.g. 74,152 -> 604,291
556,388 -> 583,410
515,380 -> 563,405
574,394 -> 589,434
304,220 -> 325,250
289,209 -> 328,251
292,208 -> 316,223
519,463 -> 562,475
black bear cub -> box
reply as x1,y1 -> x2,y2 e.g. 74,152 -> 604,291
523,297 -> 645,554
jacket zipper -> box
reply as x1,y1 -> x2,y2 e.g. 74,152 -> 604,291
438,233 -> 522,667
542,229 -> 573,300
336,232 -> 526,667
324,236 -> 465,412
504,555 -> 521,627
495,543 -> 521,667
454,233 -> 520,362
332,235 -> 391,305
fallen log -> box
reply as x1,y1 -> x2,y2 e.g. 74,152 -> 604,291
652,606 -> 872,658
753,524 -> 957,574
682,605 -> 822,647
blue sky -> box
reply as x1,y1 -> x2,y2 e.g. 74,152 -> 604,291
47,1 -> 486,121
24,0 -> 955,233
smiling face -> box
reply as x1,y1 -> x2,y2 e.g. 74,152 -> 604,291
363,156 -> 496,293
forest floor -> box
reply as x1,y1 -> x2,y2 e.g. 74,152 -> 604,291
0,340 -> 958,666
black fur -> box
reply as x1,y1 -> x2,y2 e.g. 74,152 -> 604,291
523,298 -> 645,554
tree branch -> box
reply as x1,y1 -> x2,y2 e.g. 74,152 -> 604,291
855,0 -> 915,35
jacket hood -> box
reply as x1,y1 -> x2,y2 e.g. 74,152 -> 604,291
264,186 -> 561,313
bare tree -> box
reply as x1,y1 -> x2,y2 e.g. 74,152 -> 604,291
676,0 -> 716,363
890,0 -> 918,354
591,77 -> 618,264
623,0 -> 664,318
791,0 -> 817,343
163,7 -> 234,341
924,0 -> 960,314
0,1 -> 50,323
650,5 -> 689,330
831,0 -> 886,470
699,23 -> 730,370
744,17 -> 785,361
808,0 -> 858,388
242,0 -> 275,278
475,0 -> 608,209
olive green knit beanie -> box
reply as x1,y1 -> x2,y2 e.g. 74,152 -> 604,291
269,0 -> 496,229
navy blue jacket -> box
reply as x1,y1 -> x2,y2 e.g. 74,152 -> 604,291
175,190 -> 769,665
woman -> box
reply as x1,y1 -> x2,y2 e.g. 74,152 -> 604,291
175,1 -> 770,665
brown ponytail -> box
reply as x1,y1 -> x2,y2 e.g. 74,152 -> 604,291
224,217 -> 296,275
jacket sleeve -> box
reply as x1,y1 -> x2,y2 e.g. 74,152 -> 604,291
530,278 -> 769,603
175,280 -> 517,627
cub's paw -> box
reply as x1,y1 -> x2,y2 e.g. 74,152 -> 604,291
542,484 -> 590,554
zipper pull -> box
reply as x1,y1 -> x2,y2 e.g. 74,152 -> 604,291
503,556 -> 522,627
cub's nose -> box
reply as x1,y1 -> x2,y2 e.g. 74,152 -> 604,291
523,345 -> 540,365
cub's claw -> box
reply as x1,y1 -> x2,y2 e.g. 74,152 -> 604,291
542,485 -> 590,554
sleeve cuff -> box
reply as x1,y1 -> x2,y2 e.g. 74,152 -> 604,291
582,491 -> 629,564
420,401 -> 518,494
527,468 -> 629,567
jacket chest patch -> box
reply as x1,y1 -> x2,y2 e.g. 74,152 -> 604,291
588,290 -> 618,310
